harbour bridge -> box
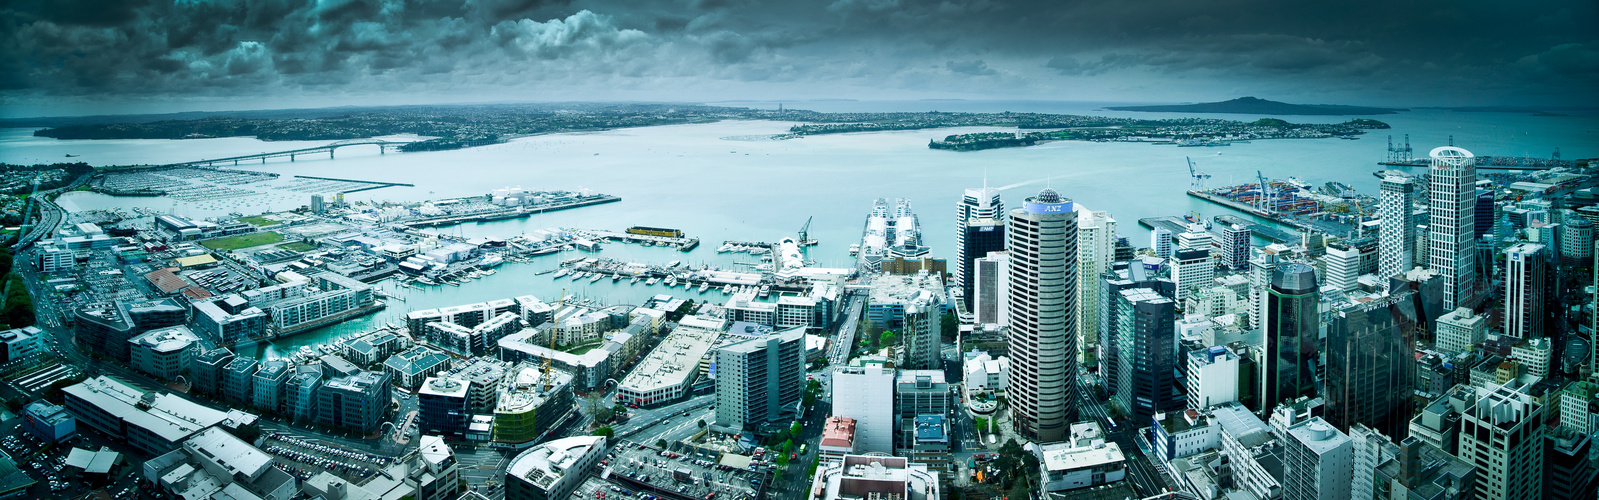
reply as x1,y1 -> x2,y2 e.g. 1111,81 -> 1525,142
162,139 -> 405,167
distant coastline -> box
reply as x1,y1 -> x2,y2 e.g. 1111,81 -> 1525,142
1107,97 -> 1404,116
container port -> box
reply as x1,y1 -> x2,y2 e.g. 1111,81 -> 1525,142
1187,174 -> 1367,237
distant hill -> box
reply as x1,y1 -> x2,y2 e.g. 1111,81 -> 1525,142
1107,97 -> 1403,116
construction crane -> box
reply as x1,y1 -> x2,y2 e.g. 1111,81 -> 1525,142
542,288 -> 566,391
1186,157 -> 1211,191
798,216 -> 816,246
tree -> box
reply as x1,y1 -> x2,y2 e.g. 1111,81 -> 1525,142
879,330 -> 897,348
940,312 -> 958,341
592,427 -> 615,438
790,421 -> 802,438
697,419 -> 707,428
596,408 -> 615,423
655,438 -> 668,449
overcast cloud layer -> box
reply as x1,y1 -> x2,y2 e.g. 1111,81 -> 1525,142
3,0 -> 1596,116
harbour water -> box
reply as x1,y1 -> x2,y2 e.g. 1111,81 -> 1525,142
4,103 -> 1594,359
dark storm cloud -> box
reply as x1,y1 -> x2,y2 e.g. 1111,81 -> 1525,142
1,0 -> 1595,111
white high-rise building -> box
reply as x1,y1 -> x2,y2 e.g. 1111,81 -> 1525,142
1247,244 -> 1291,331
831,367 -> 895,454
1171,248 -> 1214,301
1322,243 -> 1361,292
1220,224 -> 1251,270
1458,380 -> 1545,500
1348,424 -> 1394,500
1428,147 -> 1478,309
1562,219 -> 1593,261
1435,307 -> 1485,355
1186,346 -> 1239,410
1152,227 -> 1173,259
973,252 -> 1009,326
1005,188 -> 1078,443
1077,205 -> 1116,364
1504,243 -> 1547,339
957,186 -> 1006,310
1177,225 -> 1214,251
1277,415 -> 1352,500
1378,175 -> 1417,285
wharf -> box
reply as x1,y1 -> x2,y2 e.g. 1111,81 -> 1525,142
1189,190 -> 1357,237
399,195 -> 621,229
1213,215 -> 1297,243
568,228 -> 700,251
293,175 -> 414,193
1138,216 -> 1191,236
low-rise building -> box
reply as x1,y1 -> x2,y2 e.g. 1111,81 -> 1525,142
617,316 -> 723,406
285,371 -> 322,423
223,357 -> 259,404
807,455 -> 939,500
0,326 -> 45,363
492,363 -> 575,444
21,400 -> 76,444
1035,421 -> 1127,492
383,345 -> 452,390
505,435 -> 607,500
818,416 -> 857,462
62,376 -> 239,455
413,435 -> 462,500
962,350 -> 1008,392
141,427 -> 295,500
127,326 -> 200,381
252,359 -> 290,414
317,370 -> 392,434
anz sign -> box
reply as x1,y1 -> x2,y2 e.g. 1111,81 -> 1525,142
1024,201 -> 1072,214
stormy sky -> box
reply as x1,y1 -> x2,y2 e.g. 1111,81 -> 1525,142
3,0 -> 1596,117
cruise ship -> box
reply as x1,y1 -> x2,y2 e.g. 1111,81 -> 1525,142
858,198 -> 892,268
885,198 -> 931,260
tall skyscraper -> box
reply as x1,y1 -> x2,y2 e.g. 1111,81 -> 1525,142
1326,292 -> 1419,441
1220,224 -> 1251,270
1076,206 -> 1116,365
1112,287 -> 1181,423
1458,380 -> 1545,500
1247,244 -> 1291,331
1151,227 -> 1173,259
1099,266 -> 1156,399
1278,415 -> 1353,500
1323,242 -> 1361,292
1428,147 -> 1478,309
901,294 -> 943,370
957,186 -> 1005,310
1504,243 -> 1548,339
1005,188 -> 1078,442
1263,263 -> 1318,413
1379,175 -> 1417,285
714,328 -> 806,432
1474,189 -> 1496,238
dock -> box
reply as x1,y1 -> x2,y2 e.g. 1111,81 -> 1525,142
400,195 -> 621,229
1138,216 -> 1191,236
1213,215 -> 1297,243
568,228 -> 701,251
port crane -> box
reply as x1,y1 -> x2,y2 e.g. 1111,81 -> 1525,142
1187,157 -> 1211,190
1256,171 -> 1272,212
798,216 -> 818,247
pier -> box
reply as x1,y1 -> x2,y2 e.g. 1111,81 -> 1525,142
399,195 -> 621,229
568,228 -> 701,252
293,175 -> 414,193
1213,214 -> 1297,243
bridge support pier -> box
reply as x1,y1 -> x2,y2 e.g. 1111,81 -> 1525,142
234,160 -> 239,165
262,157 -> 266,164
290,154 -> 295,162
330,150 -> 335,159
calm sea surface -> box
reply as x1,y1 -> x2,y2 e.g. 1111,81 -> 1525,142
3,102 -> 1594,358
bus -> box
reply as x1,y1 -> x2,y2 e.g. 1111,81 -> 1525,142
798,444 -> 807,455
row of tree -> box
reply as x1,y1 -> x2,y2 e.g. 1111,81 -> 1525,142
2,272 -> 34,329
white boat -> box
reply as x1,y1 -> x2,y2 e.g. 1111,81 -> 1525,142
646,278 -> 660,285
631,277 -> 640,285
553,269 -> 570,278
717,243 -> 733,253
590,274 -> 603,283
665,276 -> 677,287
722,284 -> 733,294
478,254 -> 504,268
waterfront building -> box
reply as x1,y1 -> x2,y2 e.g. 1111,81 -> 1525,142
141,427 -> 295,500
1171,248 -> 1213,301
1275,414 -> 1352,500
1428,147 -> 1479,309
344,329 -> 406,366
383,345 -> 452,390
505,436 -> 607,500
430,312 -> 524,357
21,401 -> 75,444
1436,307 -> 1485,355
320,354 -> 360,378
1380,175 -> 1418,285
251,359 -> 290,414
833,366 -> 895,454
616,316 -> 722,406
1005,188 -> 1078,443
124,326 -> 198,381
1325,292 -> 1419,440
62,376 -> 239,455
190,295 -> 267,346
1220,223 -> 1250,270
1263,263 -> 1318,413
223,356 -> 259,404
1035,421 -> 1126,492
714,327 -> 805,432
285,371 -> 322,423
1458,379 -> 1545,500
259,273 -> 376,334
957,185 -> 1005,311
806,455 -> 939,500
1186,346 -> 1240,410
492,363 -> 574,444
972,251 -> 1009,325
1112,287 -> 1182,423
1504,243 -> 1548,339
418,376 -> 470,438
317,370 -> 392,434
1152,227 -> 1173,259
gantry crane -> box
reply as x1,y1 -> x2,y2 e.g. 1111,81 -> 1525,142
1187,157 -> 1211,191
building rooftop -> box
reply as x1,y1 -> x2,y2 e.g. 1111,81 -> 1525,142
495,363 -> 573,414
1038,422 -> 1125,472
913,415 -> 947,444
820,416 -> 857,448
506,435 -> 605,490
63,376 -> 231,444
419,377 -> 471,399
1283,417 -> 1350,455
868,272 -> 945,307
384,346 -> 451,376
184,427 -> 271,479
619,317 -> 722,394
